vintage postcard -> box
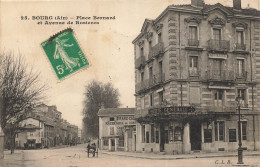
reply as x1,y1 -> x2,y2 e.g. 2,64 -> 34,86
0,0 -> 260,167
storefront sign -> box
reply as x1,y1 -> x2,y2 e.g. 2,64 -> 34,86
105,116 -> 136,126
149,106 -> 195,115
116,116 -> 134,120
105,122 -> 124,125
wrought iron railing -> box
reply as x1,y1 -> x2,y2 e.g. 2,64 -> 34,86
236,71 -> 247,80
135,73 -> 165,92
149,73 -> 165,87
148,42 -> 164,61
235,43 -> 246,51
135,56 -> 145,69
206,70 -> 235,81
188,39 -> 199,47
207,39 -> 230,52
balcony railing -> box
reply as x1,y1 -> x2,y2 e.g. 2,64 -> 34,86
135,79 -> 149,92
135,56 -> 145,69
235,43 -> 246,51
188,39 -> 199,47
236,71 -> 247,80
135,73 -> 165,92
148,42 -> 164,61
207,39 -> 230,52
189,68 -> 199,77
149,73 -> 165,87
203,105 -> 237,113
206,70 -> 235,81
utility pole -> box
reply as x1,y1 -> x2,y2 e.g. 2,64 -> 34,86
236,96 -> 243,164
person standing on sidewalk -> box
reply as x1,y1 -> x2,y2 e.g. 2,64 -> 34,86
87,142 -> 90,158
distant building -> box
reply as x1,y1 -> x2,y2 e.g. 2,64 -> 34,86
133,0 -> 260,154
98,108 -> 136,152
15,117 -> 44,149
78,128 -> 82,144
13,103 -> 78,149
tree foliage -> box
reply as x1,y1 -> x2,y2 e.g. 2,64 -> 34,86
0,53 -> 46,153
82,80 -> 120,139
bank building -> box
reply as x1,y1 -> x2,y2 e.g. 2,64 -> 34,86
133,0 -> 260,154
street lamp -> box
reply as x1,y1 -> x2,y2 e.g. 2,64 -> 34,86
236,96 -> 243,164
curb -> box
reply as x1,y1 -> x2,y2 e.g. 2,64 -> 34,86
101,152 -> 260,160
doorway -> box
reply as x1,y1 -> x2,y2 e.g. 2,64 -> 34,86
190,121 -> 201,150
111,139 -> 115,151
160,124 -> 165,152
134,134 -> 136,151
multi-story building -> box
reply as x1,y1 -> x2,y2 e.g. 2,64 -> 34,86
133,0 -> 260,154
14,103 -> 78,149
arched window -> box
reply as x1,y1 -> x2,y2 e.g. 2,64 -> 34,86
174,126 -> 182,141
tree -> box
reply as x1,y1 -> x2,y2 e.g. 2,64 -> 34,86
82,80 -> 120,139
0,53 -> 46,154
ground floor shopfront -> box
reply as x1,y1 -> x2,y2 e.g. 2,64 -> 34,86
135,107 -> 260,154
100,125 -> 136,152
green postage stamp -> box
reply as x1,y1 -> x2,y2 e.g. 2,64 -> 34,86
41,28 -> 89,80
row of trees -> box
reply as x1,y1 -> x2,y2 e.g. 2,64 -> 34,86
0,53 -> 46,154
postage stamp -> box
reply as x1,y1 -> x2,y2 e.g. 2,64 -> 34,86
41,28 -> 89,80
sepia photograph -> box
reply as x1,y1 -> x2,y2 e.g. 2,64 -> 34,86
0,0 -> 260,166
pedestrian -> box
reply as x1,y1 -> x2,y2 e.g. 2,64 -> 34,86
92,143 -> 96,157
87,142 -> 90,158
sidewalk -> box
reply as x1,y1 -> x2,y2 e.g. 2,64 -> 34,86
100,150 -> 260,160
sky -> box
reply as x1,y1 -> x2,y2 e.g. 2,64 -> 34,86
0,0 -> 258,128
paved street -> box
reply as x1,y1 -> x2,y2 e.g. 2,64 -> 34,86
0,144 -> 260,167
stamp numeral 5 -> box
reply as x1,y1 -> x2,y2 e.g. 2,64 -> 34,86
56,65 -> 64,75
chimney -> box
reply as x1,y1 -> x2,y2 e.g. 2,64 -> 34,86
233,0 -> 241,10
191,0 -> 205,8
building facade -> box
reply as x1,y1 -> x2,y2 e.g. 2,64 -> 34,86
15,117 -> 44,149
133,0 -> 260,154
98,108 -> 136,152
13,103 -> 78,149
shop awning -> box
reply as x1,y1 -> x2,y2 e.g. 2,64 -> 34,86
135,106 -> 235,124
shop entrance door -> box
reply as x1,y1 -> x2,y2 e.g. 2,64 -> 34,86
111,139 -> 115,151
134,134 -> 136,151
190,121 -> 201,150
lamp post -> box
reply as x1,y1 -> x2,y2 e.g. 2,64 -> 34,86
236,96 -> 243,164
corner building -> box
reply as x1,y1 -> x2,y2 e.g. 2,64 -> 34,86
133,0 -> 260,154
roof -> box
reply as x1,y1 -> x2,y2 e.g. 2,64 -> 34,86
133,2 -> 260,43
20,124 -> 41,130
98,108 -> 136,116
169,3 -> 260,16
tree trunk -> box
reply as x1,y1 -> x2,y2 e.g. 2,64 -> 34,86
10,133 -> 15,154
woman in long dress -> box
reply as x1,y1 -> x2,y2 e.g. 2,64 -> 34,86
53,38 -> 80,72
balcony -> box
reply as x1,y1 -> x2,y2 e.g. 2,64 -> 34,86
206,70 -> 235,81
135,79 -> 149,92
189,68 -> 199,77
203,105 -> 236,113
149,73 -> 165,87
148,42 -> 164,61
207,40 -> 230,52
235,43 -> 246,51
135,56 -> 145,69
236,71 -> 247,81
135,73 -> 165,93
188,39 -> 199,47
